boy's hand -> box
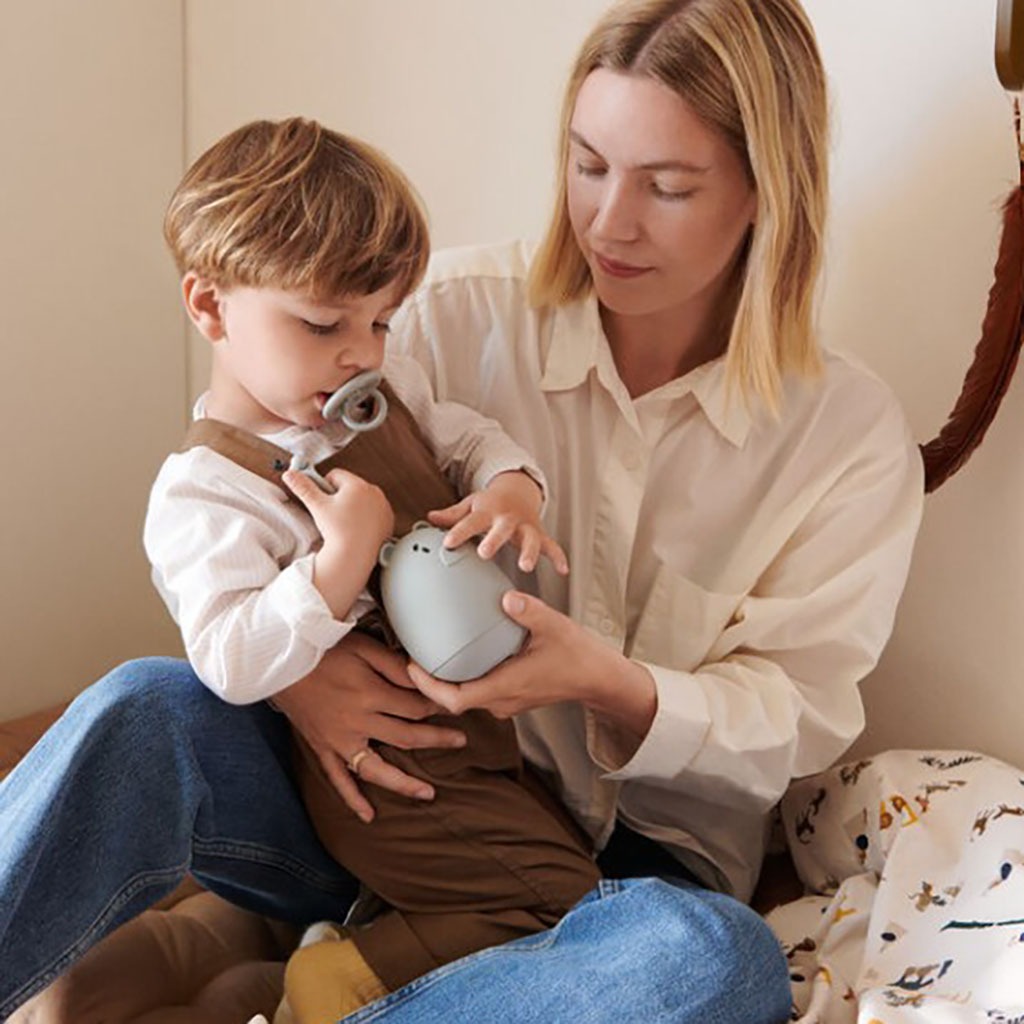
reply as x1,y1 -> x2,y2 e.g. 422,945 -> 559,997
284,468 -> 395,617
427,470 -> 568,575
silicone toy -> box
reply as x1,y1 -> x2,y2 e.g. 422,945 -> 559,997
379,523 -> 527,682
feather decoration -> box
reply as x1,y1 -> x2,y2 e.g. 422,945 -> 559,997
920,103 -> 1024,492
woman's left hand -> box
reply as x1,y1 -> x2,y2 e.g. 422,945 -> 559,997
406,590 -> 658,742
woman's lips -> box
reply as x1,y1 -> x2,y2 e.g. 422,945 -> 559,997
594,253 -> 652,279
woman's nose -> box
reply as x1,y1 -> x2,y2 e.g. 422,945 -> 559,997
591,179 -> 640,243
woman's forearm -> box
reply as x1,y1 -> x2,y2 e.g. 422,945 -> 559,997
583,653 -> 658,761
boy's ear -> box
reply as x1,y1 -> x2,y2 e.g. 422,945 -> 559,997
181,272 -> 227,341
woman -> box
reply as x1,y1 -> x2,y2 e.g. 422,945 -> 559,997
0,1 -> 922,1021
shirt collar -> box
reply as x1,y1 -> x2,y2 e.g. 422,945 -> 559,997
539,297 -> 604,393
539,296 -> 753,448
192,392 -> 354,451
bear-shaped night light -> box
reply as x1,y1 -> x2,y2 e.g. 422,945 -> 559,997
378,523 -> 526,682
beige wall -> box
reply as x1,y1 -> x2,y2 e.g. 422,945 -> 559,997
3,2 -> 1022,767
0,1 -> 186,717
805,1 -> 1024,762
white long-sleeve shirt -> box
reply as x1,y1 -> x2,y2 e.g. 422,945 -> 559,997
144,351 -> 544,705
389,240 -> 925,900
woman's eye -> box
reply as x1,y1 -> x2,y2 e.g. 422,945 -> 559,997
575,161 -> 606,179
372,321 -> 392,335
302,320 -> 339,336
651,182 -> 695,201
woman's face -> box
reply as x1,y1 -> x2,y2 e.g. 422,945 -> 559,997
566,68 -> 757,325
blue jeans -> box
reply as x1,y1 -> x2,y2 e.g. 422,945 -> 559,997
0,657 -> 791,1023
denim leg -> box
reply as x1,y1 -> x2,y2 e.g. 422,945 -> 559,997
344,877 -> 792,1024
0,657 -> 359,1018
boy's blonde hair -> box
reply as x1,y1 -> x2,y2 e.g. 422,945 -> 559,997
164,117 -> 429,302
529,0 -> 828,409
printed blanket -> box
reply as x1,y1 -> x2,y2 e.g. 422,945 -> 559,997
767,749 -> 1024,1022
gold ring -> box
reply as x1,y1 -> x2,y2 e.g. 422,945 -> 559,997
346,747 -> 372,774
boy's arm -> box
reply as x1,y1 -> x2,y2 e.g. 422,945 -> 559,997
383,351 -> 548,504
143,448 -> 372,704
383,352 -> 566,570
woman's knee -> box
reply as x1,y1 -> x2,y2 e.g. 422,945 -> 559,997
618,879 -> 791,1021
65,656 -> 220,742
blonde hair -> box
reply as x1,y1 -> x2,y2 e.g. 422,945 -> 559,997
529,0 -> 828,408
164,117 -> 429,302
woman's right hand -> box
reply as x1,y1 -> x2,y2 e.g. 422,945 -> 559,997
271,632 -> 467,822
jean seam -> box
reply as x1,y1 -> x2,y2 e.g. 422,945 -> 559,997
193,835 -> 354,894
1,862 -> 187,1018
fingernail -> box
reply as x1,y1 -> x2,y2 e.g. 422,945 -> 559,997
505,592 -> 526,615
416,787 -> 434,800
453,734 -> 467,748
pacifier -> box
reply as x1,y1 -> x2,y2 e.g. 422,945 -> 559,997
321,369 -> 388,432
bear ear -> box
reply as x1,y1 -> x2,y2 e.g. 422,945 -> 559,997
378,540 -> 396,568
411,520 -> 431,531
439,542 -> 472,568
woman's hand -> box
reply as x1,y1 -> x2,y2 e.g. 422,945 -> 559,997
272,632 -> 466,822
406,591 -> 658,756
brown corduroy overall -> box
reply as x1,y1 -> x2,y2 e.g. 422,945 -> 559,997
181,381 -> 600,992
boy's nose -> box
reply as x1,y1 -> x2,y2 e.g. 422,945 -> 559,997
341,329 -> 381,368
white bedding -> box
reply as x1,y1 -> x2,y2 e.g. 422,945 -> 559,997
767,749 -> 1024,1022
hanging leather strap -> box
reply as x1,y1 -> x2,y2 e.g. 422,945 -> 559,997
181,380 -> 458,536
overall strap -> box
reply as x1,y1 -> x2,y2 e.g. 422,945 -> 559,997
180,380 -> 458,536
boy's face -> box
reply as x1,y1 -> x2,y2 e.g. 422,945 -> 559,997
197,281 -> 401,434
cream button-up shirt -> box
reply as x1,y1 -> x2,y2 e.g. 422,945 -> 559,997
391,240 -> 924,900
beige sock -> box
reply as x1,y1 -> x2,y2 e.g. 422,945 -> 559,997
284,935 -> 389,1024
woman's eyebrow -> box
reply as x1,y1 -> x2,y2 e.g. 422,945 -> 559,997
568,129 -> 709,174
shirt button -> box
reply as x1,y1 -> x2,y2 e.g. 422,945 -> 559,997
600,618 -> 615,634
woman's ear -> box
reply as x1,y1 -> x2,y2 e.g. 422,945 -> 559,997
181,272 -> 227,341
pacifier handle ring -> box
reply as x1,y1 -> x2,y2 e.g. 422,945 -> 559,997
322,370 -> 388,432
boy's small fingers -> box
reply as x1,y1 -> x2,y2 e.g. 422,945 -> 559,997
442,517 -> 481,550
515,529 -> 542,572
542,537 -> 570,575
428,497 -> 472,528
477,520 -> 516,560
282,470 -> 316,503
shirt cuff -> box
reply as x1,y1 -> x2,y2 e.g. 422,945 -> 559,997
471,461 -> 549,515
587,661 -> 711,781
267,556 -> 361,649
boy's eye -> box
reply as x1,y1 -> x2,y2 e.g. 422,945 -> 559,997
372,321 -> 392,335
302,319 -> 339,336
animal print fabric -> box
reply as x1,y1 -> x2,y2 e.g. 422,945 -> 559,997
766,750 -> 1024,1022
